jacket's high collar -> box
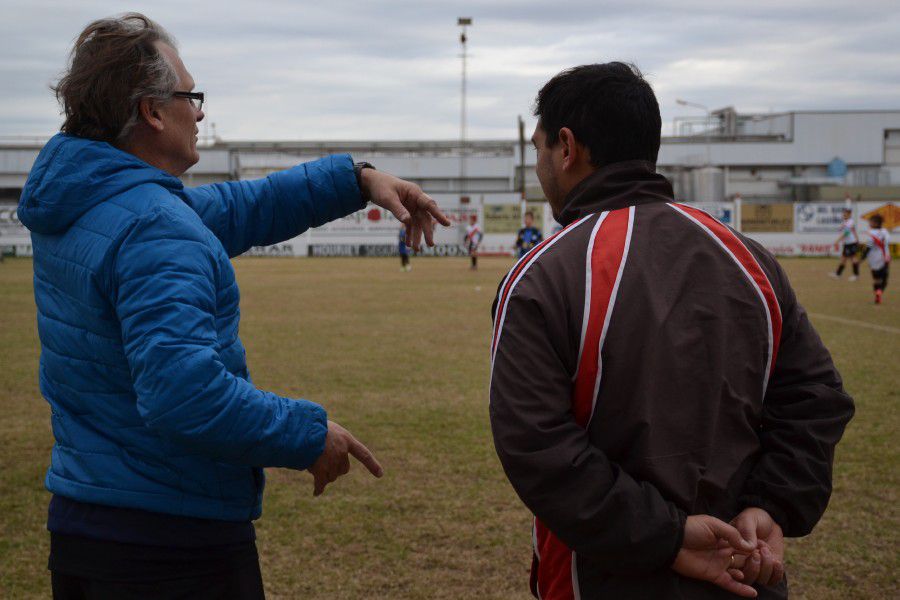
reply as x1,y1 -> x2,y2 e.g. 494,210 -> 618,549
556,160 -> 674,226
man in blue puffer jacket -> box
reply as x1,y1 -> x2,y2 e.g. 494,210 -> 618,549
18,13 -> 449,599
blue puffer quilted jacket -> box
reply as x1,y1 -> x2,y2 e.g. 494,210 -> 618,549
18,133 -> 365,521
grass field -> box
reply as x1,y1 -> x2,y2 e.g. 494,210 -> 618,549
0,256 -> 897,599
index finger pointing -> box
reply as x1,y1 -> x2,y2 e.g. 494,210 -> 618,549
420,194 -> 451,226
349,437 -> 384,478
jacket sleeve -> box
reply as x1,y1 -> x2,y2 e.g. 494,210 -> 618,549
112,206 -> 328,469
490,289 -> 686,573
739,261 -> 855,537
182,154 -> 364,257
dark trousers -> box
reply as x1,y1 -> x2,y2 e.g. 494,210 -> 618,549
50,534 -> 265,600
872,265 -> 889,291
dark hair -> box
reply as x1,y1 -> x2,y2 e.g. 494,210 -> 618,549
54,13 -> 178,144
534,62 -> 661,167
870,214 -> 884,227
524,210 -> 534,219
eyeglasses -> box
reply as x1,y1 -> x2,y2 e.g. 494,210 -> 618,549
172,91 -> 204,112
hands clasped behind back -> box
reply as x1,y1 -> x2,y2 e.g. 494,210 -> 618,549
672,515 -> 758,598
729,507 -> 785,587
671,508 -> 785,598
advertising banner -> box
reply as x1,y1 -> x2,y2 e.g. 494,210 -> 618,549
858,201 -> 900,231
309,200 -> 475,247
0,204 -> 28,238
307,243 -> 468,258
741,203 -> 794,232
483,202 -> 545,234
244,243 -> 298,257
484,204 -> 520,234
794,203 -> 847,233
759,242 -> 838,257
741,232 -> 840,257
313,206 -> 400,236
0,204 -> 30,255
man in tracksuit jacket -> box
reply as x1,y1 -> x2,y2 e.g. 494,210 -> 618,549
490,63 -> 854,599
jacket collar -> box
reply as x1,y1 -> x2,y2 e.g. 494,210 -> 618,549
556,160 -> 674,226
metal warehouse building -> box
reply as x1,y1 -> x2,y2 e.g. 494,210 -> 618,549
2,108 -> 900,203
2,108 -> 899,257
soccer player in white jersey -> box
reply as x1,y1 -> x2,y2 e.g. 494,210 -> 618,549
831,208 -> 861,280
464,213 -> 483,270
862,214 -> 891,304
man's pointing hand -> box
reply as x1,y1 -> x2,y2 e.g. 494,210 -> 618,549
308,420 -> 383,497
360,169 -> 451,252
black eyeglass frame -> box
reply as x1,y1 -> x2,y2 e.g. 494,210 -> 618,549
172,91 -> 205,111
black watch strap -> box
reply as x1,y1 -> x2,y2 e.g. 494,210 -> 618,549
354,162 -> 376,201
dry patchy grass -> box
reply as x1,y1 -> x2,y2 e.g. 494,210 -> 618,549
0,256 -> 896,598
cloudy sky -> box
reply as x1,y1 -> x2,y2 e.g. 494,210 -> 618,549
2,0 -> 899,141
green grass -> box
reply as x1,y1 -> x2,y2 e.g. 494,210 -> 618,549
0,256 -> 896,598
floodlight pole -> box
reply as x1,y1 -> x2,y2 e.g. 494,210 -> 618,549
676,98 -> 712,166
517,115 -> 526,200
458,18 -> 472,198
518,115 -> 528,226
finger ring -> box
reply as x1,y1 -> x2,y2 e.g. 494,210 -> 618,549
730,555 -> 735,567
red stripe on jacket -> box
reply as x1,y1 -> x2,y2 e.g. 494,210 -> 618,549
491,216 -> 591,361
534,207 -> 633,600
669,203 -> 782,379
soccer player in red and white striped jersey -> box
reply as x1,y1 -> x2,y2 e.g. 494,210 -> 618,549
862,214 -> 891,304
464,213 -> 483,270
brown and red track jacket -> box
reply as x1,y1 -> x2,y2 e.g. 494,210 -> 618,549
489,161 -> 854,600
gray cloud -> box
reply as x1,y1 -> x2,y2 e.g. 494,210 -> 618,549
1,0 -> 898,140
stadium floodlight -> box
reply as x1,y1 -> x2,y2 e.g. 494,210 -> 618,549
676,98 -> 712,165
458,18 -> 473,202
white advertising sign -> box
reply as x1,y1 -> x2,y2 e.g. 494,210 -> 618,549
0,204 -> 30,253
0,204 -> 26,236
794,203 -> 847,233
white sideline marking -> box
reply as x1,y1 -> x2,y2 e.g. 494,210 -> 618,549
808,312 -> 900,335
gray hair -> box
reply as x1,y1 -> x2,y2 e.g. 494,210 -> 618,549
54,13 -> 180,144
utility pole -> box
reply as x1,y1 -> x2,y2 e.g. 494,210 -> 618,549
458,17 -> 472,200
518,115 -> 527,223
517,115 -> 526,199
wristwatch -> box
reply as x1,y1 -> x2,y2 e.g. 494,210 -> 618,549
354,161 -> 376,201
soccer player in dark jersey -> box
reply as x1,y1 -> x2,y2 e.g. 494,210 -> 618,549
399,224 -> 411,271
515,211 -> 543,258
